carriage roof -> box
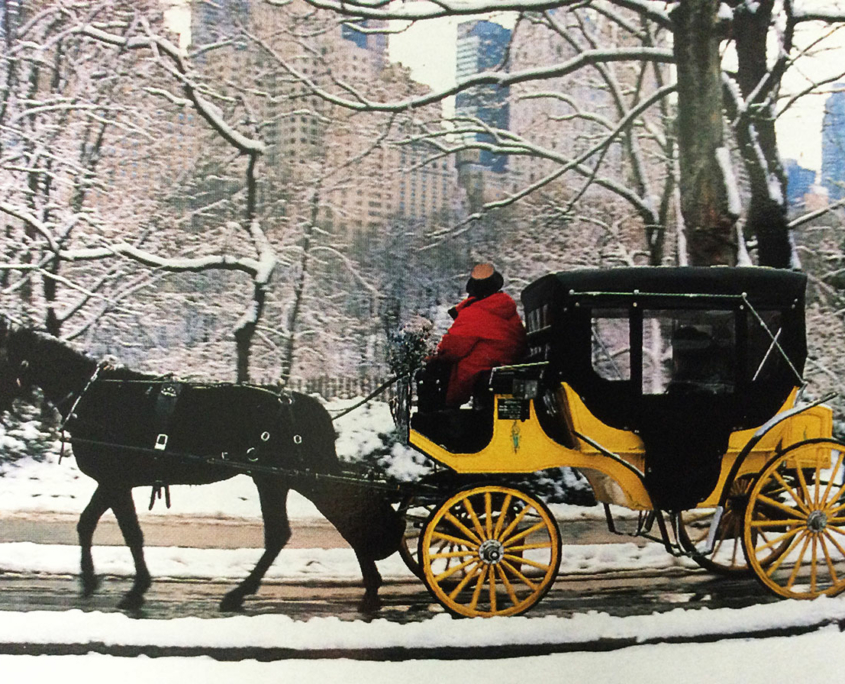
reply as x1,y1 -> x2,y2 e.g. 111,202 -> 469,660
520,266 -> 807,311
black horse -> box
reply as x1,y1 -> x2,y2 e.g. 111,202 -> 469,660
0,319 -> 404,612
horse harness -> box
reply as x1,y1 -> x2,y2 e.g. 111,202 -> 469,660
59,370 -> 314,508
55,366 -> 420,508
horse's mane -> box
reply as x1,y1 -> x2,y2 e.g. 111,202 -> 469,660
11,325 -> 150,383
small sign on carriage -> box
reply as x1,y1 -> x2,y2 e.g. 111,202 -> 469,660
497,397 -> 530,421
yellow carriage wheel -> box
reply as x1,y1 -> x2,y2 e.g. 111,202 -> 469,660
419,485 -> 561,618
679,476 -> 756,575
743,439 -> 845,599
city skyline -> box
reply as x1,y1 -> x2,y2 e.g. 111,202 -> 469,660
387,12 -> 843,173
167,3 -> 840,172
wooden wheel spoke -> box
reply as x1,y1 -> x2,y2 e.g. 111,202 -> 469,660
501,559 -> 538,592
826,525 -> 845,538
435,557 -> 478,583
444,512 -> 482,546
489,564 -> 497,613
485,492 -> 493,539
785,533 -> 812,590
823,528 -> 845,559
505,553 -> 549,572
447,562 -> 482,600
496,564 -> 520,607
431,529 -> 478,549
771,471 -> 812,515
811,535 -> 819,593
796,466 -> 815,509
820,450 -> 845,507
753,525 -> 803,554
819,534 -> 840,586
730,532 -> 740,566
503,520 -> 546,548
823,480 -> 845,515
461,499 -> 486,541
755,494 -> 808,521
498,504 -> 531,543
709,513 -> 736,559
750,518 -> 807,529
468,565 -> 488,611
431,549 -> 477,560
506,542 -> 553,553
765,530 -> 807,578
493,493 -> 513,540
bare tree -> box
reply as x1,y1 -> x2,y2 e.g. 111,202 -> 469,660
0,3 -> 280,381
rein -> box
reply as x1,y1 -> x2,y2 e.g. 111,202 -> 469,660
58,360 -> 111,465
329,375 -> 403,422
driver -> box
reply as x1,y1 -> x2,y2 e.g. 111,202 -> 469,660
429,263 -> 527,408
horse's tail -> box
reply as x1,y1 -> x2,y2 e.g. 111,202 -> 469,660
307,482 -> 404,560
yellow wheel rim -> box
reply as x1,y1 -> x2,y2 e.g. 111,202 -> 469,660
420,485 -> 561,617
680,476 -> 755,575
743,439 -> 845,599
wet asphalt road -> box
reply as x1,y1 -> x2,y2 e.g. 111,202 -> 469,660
0,514 -> 805,660
0,513 -> 780,623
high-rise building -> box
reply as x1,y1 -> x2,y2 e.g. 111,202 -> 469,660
341,18 -> 388,70
822,87 -> 845,202
190,0 -> 459,236
784,159 -> 817,208
455,21 -> 511,175
191,0 -> 249,47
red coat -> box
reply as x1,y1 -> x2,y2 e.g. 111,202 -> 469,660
435,292 -> 528,406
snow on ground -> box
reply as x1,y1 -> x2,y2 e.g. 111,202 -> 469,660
0,537 -> 682,581
2,628 -> 845,684
3,399 -> 845,681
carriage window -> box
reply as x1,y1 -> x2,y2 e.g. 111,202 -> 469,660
642,309 -> 735,395
526,303 -> 551,334
591,310 -> 631,381
747,310 -> 786,382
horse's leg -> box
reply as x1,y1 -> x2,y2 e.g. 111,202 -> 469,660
77,485 -> 111,597
109,488 -> 152,610
356,551 -> 384,613
220,479 -> 290,612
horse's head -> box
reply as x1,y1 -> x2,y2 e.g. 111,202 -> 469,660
0,316 -> 30,413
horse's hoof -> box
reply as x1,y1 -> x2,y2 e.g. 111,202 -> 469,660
219,593 -> 245,613
118,593 -> 145,610
80,576 -> 101,598
358,593 -> 382,614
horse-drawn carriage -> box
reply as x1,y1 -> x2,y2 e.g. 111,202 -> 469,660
0,266 -> 842,619
402,267 -> 842,617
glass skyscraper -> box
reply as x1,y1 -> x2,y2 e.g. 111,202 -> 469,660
822,88 -> 845,202
455,20 -> 511,173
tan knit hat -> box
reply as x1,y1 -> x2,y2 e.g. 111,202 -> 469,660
466,263 -> 504,298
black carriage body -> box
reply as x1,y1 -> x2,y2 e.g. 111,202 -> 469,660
521,267 -> 808,510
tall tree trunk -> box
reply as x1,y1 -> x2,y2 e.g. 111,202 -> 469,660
732,0 -> 793,268
280,184 -> 321,385
671,0 -> 738,266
